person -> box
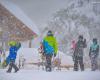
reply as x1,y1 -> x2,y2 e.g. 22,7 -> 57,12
89,38 -> 99,71
6,41 -> 21,73
43,30 -> 58,72
71,40 -> 76,51
0,49 -> 2,64
38,42 -> 45,70
73,35 -> 87,71
38,42 -> 45,56
71,40 -> 76,61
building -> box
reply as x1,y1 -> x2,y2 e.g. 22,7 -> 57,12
0,2 -> 39,49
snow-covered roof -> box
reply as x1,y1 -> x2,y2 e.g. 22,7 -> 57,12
0,0 -> 40,35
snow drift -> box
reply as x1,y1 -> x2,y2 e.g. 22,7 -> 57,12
16,48 -> 73,67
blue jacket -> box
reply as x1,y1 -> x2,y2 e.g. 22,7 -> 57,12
43,41 -> 54,55
6,46 -> 20,64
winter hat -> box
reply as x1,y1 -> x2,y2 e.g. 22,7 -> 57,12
79,35 -> 83,40
93,38 -> 97,44
47,30 -> 53,36
8,41 -> 17,46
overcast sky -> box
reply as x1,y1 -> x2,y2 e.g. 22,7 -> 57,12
9,0 -> 72,29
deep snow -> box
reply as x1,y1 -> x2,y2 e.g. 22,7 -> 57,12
3,48 -> 73,70
1,48 -> 99,80
16,48 -> 73,65
0,69 -> 100,80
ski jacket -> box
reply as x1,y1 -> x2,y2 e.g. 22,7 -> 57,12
6,43 -> 21,64
74,40 -> 86,57
89,43 -> 99,58
43,36 -> 58,55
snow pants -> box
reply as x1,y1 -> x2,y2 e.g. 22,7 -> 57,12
45,54 -> 53,71
74,56 -> 84,71
90,56 -> 98,71
7,59 -> 19,73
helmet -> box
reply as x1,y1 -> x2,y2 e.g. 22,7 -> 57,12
47,30 -> 53,36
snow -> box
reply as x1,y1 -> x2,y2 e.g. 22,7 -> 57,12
0,0 -> 100,79
0,69 -> 100,80
17,48 -> 39,63
57,51 -> 73,65
3,48 -> 100,80
15,48 -> 73,66
4,48 -> 73,69
0,0 -> 40,35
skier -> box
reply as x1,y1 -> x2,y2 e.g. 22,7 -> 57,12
6,41 -> 21,73
73,35 -> 87,71
89,38 -> 99,71
43,30 -> 58,72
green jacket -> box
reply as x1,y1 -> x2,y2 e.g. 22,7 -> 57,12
43,36 -> 58,54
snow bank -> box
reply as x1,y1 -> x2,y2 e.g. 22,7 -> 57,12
16,48 -> 73,66
17,48 -> 39,63
56,51 -> 73,65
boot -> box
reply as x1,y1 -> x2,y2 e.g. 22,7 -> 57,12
15,68 -> 19,73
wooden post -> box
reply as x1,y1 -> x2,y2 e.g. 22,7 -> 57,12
29,39 -> 32,48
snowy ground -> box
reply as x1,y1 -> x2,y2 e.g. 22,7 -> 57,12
0,69 -> 100,80
1,48 -> 100,80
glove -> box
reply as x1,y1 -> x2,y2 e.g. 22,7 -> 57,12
54,53 -> 56,57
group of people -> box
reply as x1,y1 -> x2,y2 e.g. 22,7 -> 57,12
71,35 -> 99,71
39,30 -> 99,72
0,30 -> 99,73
